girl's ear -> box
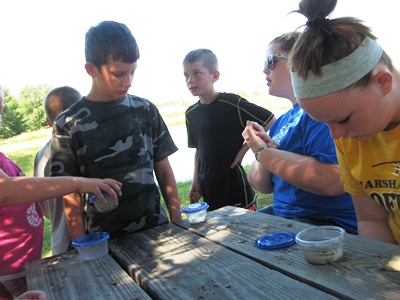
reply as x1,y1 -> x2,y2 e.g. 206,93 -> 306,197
85,62 -> 98,77
212,70 -> 220,82
373,70 -> 393,96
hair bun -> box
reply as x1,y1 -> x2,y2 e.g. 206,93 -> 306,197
306,18 -> 329,27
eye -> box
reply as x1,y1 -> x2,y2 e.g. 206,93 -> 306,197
113,72 -> 124,78
338,117 -> 349,125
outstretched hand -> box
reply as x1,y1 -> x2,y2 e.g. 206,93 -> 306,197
77,178 -> 122,203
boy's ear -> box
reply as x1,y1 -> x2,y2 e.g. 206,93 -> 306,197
212,70 -> 220,82
85,62 -> 98,77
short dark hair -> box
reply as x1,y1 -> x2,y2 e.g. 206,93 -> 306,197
45,86 -> 81,123
183,49 -> 218,73
85,21 -> 140,69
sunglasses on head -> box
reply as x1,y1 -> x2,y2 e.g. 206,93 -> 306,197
264,54 -> 289,71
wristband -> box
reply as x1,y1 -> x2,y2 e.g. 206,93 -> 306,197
254,146 -> 267,162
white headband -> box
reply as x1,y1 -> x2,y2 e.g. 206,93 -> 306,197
290,37 -> 383,99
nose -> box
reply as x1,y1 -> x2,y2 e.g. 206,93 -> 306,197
122,74 -> 133,88
186,75 -> 193,84
328,123 -> 347,139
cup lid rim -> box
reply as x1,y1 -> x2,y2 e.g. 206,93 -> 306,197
181,202 -> 209,213
72,232 -> 110,247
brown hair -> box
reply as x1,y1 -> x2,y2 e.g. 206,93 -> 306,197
269,32 -> 301,53
45,86 -> 81,123
290,0 -> 392,86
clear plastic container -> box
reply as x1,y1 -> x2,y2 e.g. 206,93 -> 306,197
295,226 -> 345,264
180,202 -> 209,224
72,232 -> 110,261
89,190 -> 119,213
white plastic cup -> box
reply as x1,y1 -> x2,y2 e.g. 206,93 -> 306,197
89,190 -> 119,213
295,226 -> 345,264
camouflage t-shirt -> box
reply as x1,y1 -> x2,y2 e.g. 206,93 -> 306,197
50,95 -> 178,237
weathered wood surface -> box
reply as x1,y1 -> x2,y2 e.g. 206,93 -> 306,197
109,223 -> 337,300
26,251 -> 151,300
176,206 -> 400,300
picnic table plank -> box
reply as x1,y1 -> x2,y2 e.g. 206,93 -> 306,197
109,222 -> 338,300
176,206 -> 400,300
26,251 -> 151,300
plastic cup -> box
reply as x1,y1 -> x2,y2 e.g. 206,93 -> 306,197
89,190 -> 119,213
295,226 -> 345,264
180,202 -> 209,224
72,232 -> 110,261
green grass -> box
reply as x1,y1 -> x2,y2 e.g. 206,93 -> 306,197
1,98 -> 278,257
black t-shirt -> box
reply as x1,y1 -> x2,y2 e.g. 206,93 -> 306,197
185,93 -> 274,210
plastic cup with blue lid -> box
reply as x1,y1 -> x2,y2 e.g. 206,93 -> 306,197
180,202 -> 209,224
89,188 -> 120,213
72,232 -> 110,261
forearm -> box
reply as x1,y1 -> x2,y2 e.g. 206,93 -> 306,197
163,188 -> 182,223
257,148 -> 345,196
64,192 -> 85,241
192,149 -> 200,181
155,159 -> 182,223
39,201 -> 50,219
0,176 -> 79,205
231,143 -> 249,168
247,161 -> 274,194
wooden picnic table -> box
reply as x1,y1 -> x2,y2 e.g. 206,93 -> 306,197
26,206 -> 400,299
26,251 -> 151,300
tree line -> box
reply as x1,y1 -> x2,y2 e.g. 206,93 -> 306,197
1,85 -> 52,138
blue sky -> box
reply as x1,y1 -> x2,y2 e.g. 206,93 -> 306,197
0,0 -> 397,103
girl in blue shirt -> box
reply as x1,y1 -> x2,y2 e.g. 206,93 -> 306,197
242,32 -> 357,234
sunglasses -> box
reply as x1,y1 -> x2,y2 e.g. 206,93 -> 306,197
264,54 -> 289,71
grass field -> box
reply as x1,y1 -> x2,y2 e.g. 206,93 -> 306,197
1,97 -> 278,257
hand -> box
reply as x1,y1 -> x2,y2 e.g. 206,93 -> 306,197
188,182 -> 203,203
14,290 -> 47,300
77,178 -> 122,203
242,121 -> 268,152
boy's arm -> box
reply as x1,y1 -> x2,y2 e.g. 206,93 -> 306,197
154,158 -> 182,223
230,143 -> 249,168
263,115 -> 276,132
230,115 -> 276,168
64,192 -> 85,242
189,149 -> 203,202
38,202 -> 50,219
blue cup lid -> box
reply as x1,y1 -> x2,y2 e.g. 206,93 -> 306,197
89,191 -> 109,203
255,232 -> 297,250
72,232 -> 110,248
181,202 -> 209,214
89,186 -> 121,202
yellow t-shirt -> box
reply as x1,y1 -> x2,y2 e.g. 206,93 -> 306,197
335,125 -> 400,243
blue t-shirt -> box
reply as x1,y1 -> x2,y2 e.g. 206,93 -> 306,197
269,103 -> 357,233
